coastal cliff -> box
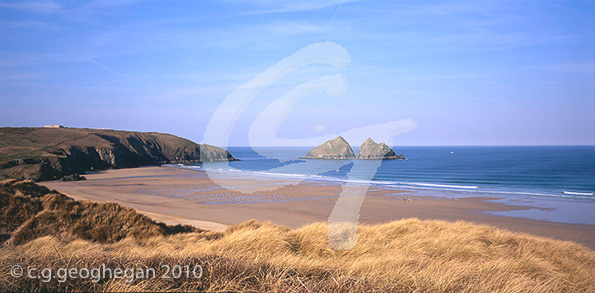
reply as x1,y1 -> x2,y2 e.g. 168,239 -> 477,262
357,138 -> 405,160
0,127 -> 236,181
301,136 -> 356,159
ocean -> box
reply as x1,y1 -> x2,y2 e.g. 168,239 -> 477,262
183,146 -> 595,225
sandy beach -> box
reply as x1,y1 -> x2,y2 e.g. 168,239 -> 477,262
40,166 -> 595,249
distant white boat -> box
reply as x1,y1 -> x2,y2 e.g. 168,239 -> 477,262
450,151 -> 454,154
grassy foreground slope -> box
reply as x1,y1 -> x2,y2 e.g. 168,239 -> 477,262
1,181 -> 594,292
0,179 -> 196,245
0,127 -> 236,181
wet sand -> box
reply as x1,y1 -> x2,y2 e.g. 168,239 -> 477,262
40,166 -> 595,249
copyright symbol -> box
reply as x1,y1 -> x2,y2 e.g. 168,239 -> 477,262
10,265 -> 23,278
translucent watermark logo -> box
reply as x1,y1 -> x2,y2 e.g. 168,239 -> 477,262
202,41 -> 416,249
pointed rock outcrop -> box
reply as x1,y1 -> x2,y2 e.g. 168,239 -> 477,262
199,144 -> 237,162
301,136 -> 356,159
356,138 -> 404,160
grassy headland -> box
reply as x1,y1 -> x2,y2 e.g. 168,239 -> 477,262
0,127 -> 236,181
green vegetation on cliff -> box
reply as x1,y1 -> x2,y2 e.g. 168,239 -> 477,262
0,127 -> 236,181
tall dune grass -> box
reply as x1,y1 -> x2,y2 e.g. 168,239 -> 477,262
0,179 -> 195,245
1,179 -> 593,292
2,219 -> 594,292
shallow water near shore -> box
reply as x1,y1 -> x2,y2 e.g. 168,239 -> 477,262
175,146 -> 595,225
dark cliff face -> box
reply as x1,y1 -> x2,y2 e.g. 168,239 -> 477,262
301,136 -> 356,159
356,138 -> 405,160
0,127 -> 237,181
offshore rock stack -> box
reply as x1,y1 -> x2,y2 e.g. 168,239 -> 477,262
357,138 -> 404,160
302,136 -> 405,160
300,136 -> 356,159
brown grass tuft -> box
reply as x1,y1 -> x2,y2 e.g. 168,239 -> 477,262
0,180 -> 197,245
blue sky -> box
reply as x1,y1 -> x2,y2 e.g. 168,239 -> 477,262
0,0 -> 593,146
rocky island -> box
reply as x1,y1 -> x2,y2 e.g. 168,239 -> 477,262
301,136 -> 356,159
0,127 -> 237,181
357,138 -> 405,160
302,136 -> 405,160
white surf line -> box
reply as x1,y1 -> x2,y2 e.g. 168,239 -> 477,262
563,191 -> 594,196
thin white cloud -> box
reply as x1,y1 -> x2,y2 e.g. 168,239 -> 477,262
0,72 -> 46,80
242,21 -> 328,37
76,0 -> 141,10
3,20 -> 62,30
88,59 -> 128,77
398,75 -> 480,81
127,20 -> 338,51
230,0 -> 362,15
0,0 -> 143,16
534,63 -> 595,73
0,0 -> 62,14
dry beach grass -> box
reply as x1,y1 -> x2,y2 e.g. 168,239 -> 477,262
1,180 -> 594,292
2,219 -> 594,292
0,179 -> 195,245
